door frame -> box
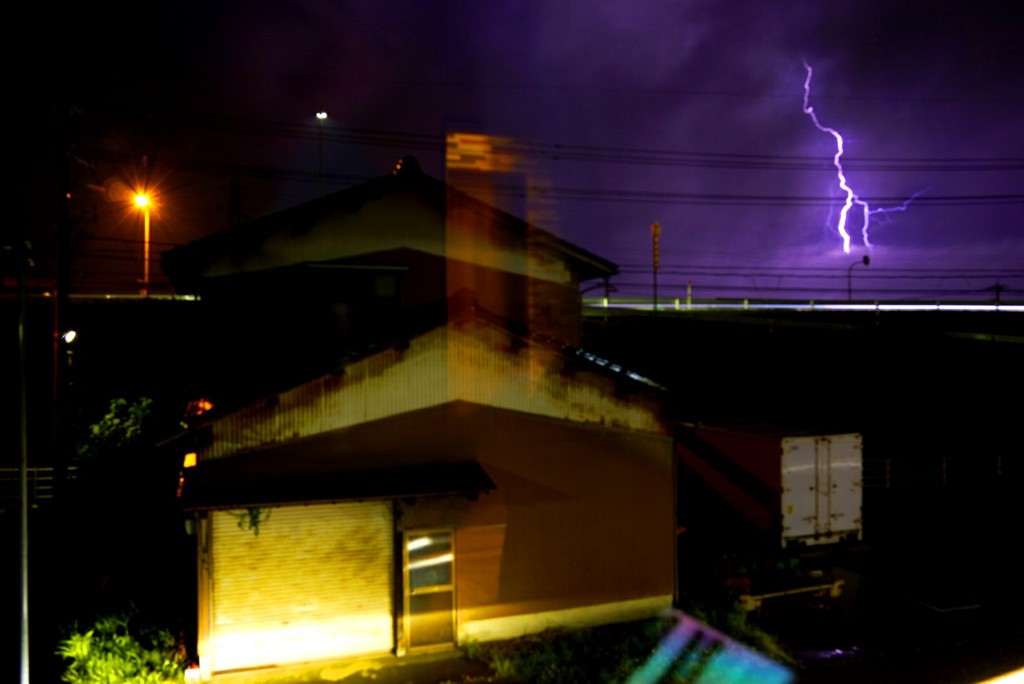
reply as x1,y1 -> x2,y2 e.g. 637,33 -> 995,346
401,527 -> 457,654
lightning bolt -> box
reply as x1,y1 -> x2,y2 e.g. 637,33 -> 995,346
802,60 -> 921,253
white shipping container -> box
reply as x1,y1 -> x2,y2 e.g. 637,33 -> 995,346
780,433 -> 863,546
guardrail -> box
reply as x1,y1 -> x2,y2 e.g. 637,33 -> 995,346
0,467 -> 77,511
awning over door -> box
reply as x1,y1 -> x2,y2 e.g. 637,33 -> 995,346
181,461 -> 495,511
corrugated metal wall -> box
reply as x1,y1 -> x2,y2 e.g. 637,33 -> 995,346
201,323 -> 666,462
208,501 -> 394,672
203,338 -> 450,460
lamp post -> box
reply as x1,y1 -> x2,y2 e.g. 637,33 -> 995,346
16,239 -> 30,684
134,192 -> 151,296
847,255 -> 870,301
316,111 -> 328,195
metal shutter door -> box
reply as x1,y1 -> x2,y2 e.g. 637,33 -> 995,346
210,501 -> 393,672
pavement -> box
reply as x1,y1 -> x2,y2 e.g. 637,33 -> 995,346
209,649 -> 497,684
201,618 -> 1024,684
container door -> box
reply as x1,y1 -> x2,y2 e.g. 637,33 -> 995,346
404,529 -> 456,651
781,434 -> 863,546
781,437 -> 818,544
827,433 -> 864,541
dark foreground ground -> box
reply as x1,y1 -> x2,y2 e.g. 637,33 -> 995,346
324,539 -> 1024,684
274,607 -> 1024,684
767,593 -> 1024,684
266,570 -> 1024,684
7,461 -> 1021,684
7,522 -> 1022,684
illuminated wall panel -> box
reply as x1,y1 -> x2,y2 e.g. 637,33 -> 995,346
207,501 -> 393,673
201,322 -> 665,462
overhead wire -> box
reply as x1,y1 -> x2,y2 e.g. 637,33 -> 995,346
73,111 -> 1024,208
144,111 -> 1024,173
58,111 -> 1024,299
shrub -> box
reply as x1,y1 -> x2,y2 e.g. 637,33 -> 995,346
465,619 -> 664,684
683,602 -> 796,666
76,397 -> 155,462
56,611 -> 186,683
464,610 -> 794,683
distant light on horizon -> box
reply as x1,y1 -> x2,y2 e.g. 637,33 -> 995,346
976,666 -> 1024,683
584,298 -> 1024,314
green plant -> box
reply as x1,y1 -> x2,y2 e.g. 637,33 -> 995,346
682,602 -> 796,666
76,397 -> 155,462
227,506 -> 272,536
56,611 -> 186,683
463,610 -> 794,683
466,619 -> 664,684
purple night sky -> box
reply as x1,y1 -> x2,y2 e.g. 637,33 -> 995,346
21,0 -> 1024,301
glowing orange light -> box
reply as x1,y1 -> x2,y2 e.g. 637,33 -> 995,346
185,398 -> 215,417
132,192 -> 153,296
183,452 -> 197,468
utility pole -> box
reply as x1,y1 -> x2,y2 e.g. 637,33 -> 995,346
651,221 -> 661,314
18,239 -> 31,684
139,155 -> 150,297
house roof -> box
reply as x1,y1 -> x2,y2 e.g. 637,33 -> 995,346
161,155 -> 618,292
173,289 -> 667,432
180,296 -> 669,458
173,299 -> 670,509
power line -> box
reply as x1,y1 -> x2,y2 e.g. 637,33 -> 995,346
98,111 -> 1024,174
517,186 -> 1024,207
75,146 -> 1024,210
617,263 -> 1024,278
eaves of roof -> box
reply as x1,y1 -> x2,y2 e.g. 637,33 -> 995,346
178,292 -> 666,438
161,156 -> 617,292
180,460 -> 495,511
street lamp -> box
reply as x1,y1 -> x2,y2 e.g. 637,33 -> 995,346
847,255 -> 870,301
134,192 -> 151,297
316,111 -> 328,195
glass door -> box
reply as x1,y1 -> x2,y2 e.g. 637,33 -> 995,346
404,529 -> 455,650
